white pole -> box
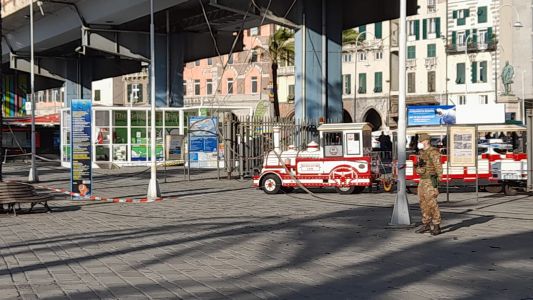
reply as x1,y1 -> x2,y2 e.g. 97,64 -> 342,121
321,0 -> 327,121
147,0 -> 160,200
464,35 -> 471,104
390,0 -> 411,225
522,70 -> 526,124
28,0 -> 39,183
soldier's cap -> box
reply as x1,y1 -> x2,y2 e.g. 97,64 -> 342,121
418,133 -> 431,142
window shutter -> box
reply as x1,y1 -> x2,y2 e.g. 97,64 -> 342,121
423,19 -> 427,40
464,9 -> 470,17
452,31 -> 457,46
466,29 -> 471,42
435,18 -> 441,38
480,61 -> 488,82
453,10 -> 457,19
457,63 -> 465,84
427,44 -> 436,57
374,72 -> 383,93
478,6 -> 487,23
359,25 -> 366,40
473,29 -> 478,44
375,22 -> 382,39
487,27 -> 493,43
414,20 -> 420,40
359,73 -> 367,94
471,62 -> 478,83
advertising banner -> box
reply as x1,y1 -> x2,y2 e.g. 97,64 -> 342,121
188,117 -> 220,168
449,126 -> 477,167
407,105 -> 456,126
71,99 -> 92,199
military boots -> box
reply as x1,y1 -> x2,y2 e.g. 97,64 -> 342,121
415,224 -> 431,234
431,224 -> 441,235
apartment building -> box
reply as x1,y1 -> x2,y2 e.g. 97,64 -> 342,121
182,25 -> 274,113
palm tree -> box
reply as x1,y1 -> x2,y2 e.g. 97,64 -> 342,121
342,28 -> 360,45
256,27 -> 294,118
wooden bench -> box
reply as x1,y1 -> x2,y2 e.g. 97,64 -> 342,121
0,182 -> 53,216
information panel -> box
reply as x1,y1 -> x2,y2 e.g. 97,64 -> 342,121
408,105 -> 456,126
71,99 -> 92,199
449,126 -> 477,167
188,117 -> 219,168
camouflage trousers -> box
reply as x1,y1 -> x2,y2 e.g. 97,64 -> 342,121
418,179 -> 441,225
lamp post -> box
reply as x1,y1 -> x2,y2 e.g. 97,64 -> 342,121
28,0 -> 39,183
390,0 -> 411,225
146,0 -> 160,200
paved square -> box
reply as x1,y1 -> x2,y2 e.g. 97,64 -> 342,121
1,162 -> 532,299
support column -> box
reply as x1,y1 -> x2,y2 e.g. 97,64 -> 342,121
169,33 -> 185,107
64,58 -> 92,107
294,0 -> 343,124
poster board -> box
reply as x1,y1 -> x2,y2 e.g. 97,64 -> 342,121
70,99 -> 92,199
408,105 -> 456,126
188,116 -> 220,168
449,126 -> 477,167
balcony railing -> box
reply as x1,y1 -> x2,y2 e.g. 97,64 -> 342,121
278,66 -> 295,76
425,57 -> 437,68
406,59 -> 416,69
446,40 -> 497,54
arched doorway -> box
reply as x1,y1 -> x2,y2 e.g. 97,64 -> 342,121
342,109 -> 353,123
363,108 -> 382,131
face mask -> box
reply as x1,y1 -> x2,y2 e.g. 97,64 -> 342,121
417,142 -> 425,150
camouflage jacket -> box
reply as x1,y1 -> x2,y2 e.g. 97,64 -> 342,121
416,147 -> 443,179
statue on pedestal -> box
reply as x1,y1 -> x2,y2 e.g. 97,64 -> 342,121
501,61 -> 515,96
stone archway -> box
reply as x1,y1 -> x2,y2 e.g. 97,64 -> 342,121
342,109 -> 353,123
363,108 -> 382,131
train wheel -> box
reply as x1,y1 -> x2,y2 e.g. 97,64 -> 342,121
485,185 -> 503,194
382,180 -> 394,193
335,186 -> 356,194
407,187 -> 418,195
503,184 -> 518,196
262,174 -> 282,194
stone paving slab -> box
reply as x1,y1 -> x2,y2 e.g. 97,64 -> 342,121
0,162 -> 532,299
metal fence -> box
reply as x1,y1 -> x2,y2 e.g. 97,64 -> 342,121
219,116 -> 320,179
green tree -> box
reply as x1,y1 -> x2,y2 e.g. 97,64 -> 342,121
256,27 -> 294,118
342,28 -> 360,45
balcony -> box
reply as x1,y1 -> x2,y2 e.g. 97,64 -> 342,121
278,66 -> 295,76
425,57 -> 437,69
406,59 -> 416,69
446,40 -> 497,54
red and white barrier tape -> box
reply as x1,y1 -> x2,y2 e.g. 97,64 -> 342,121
6,181 -> 163,203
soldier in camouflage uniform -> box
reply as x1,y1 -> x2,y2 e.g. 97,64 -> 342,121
414,133 -> 443,235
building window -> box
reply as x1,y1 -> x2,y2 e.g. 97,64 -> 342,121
424,17 -> 440,38
251,51 -> 258,63
408,72 -> 416,93
454,9 -> 469,26
375,51 -> 383,60
251,76 -> 258,94
343,74 -> 352,95
227,78 -> 234,94
478,6 -> 488,23
127,83 -> 143,103
343,53 -> 352,62
195,60 -> 200,66
427,44 -> 436,57
428,71 -> 436,92
194,80 -> 201,95
459,95 -> 466,105
478,29 -> 487,47
227,54 -> 233,65
408,20 -> 420,39
407,46 -> 416,59
374,72 -> 383,93
457,31 -> 466,47
358,73 -> 366,94
456,63 -> 466,84
52,89 -> 60,102
183,81 -> 187,96
288,84 -> 295,102
479,61 -> 488,83
250,27 -> 259,36
375,22 -> 383,39
207,57 -> 213,65
479,95 -> 488,104
206,79 -> 213,95
428,0 -> 436,11
94,89 -> 101,101
358,51 -> 367,61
